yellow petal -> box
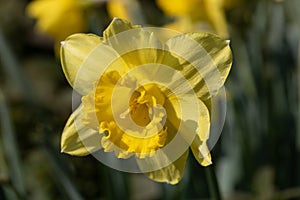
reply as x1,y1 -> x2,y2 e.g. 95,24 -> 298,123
165,94 -> 212,166
135,93 -> 200,184
137,150 -> 189,184
189,99 -> 212,166
61,104 -> 102,156
191,138 -> 212,166
103,18 -> 140,39
165,32 -> 232,100
61,33 -> 124,95
103,26 -> 164,69
60,33 -> 102,90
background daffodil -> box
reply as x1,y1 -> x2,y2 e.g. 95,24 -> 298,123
156,0 -> 240,37
60,18 -> 232,184
106,0 -> 145,25
107,0 -> 131,21
26,0 -> 87,43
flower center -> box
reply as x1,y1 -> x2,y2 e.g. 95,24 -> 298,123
129,91 -> 151,127
82,71 -> 168,158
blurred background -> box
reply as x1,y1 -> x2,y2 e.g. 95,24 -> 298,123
1,0 -> 300,199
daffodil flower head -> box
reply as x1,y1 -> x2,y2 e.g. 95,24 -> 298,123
26,0 -> 87,42
60,18 -> 232,184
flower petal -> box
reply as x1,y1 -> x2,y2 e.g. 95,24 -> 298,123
103,25 -> 164,69
103,18 -> 140,39
61,33 -> 124,95
61,104 -> 102,156
60,33 -> 102,90
165,94 -> 212,166
136,150 -> 189,184
188,98 -> 212,165
165,32 -> 232,100
191,137 -> 212,166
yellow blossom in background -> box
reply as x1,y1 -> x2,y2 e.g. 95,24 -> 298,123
106,0 -> 144,24
26,0 -> 87,42
156,0 -> 206,21
60,18 -> 232,184
107,0 -> 131,21
157,0 -> 241,37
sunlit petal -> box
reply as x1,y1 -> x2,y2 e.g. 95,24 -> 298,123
103,18 -> 140,39
137,150 -> 189,184
60,33 -> 102,90
190,98 -> 212,165
61,33 -> 123,95
166,32 -> 232,100
61,104 -> 102,156
166,94 -> 211,166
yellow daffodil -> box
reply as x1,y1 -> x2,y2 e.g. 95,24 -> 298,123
60,18 -> 232,184
106,0 -> 144,24
107,0 -> 131,21
26,0 -> 87,42
156,0 -> 238,37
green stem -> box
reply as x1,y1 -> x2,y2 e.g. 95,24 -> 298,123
0,89 -> 26,199
0,28 -> 36,104
204,166 -> 222,200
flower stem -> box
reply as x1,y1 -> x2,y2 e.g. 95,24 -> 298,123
204,166 -> 222,200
